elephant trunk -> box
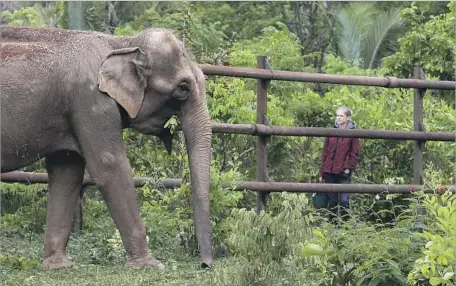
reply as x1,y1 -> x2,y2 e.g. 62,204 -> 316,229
180,71 -> 213,268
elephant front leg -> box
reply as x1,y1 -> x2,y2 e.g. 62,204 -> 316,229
84,150 -> 164,269
72,105 -> 164,269
42,151 -> 85,269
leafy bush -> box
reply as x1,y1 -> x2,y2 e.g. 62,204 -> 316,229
214,193 -> 317,285
1,5 -> 47,27
408,190 -> 456,285
1,185 -> 48,235
0,3 -> 65,28
0,183 -> 46,215
301,218 -> 422,286
383,2 -> 455,82
209,179 -> 453,286
114,3 -> 229,65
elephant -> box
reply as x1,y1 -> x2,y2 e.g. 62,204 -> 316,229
0,26 -> 213,269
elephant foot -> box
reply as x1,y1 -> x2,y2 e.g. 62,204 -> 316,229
127,256 -> 165,270
41,254 -> 73,269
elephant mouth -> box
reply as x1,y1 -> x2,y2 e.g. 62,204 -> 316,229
130,119 -> 167,135
133,124 -> 174,154
136,126 -> 163,136
158,129 -> 174,154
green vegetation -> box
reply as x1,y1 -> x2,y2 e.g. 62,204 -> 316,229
1,1 -> 455,285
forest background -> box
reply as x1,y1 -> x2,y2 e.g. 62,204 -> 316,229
0,2 -> 455,286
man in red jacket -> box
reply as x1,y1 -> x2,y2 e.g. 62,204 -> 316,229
319,107 -> 360,222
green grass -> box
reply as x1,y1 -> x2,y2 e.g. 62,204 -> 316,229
0,231 -> 230,286
1,265 -> 215,286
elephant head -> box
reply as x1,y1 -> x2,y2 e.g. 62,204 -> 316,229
97,29 -> 213,267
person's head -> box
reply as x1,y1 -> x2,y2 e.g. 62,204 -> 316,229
335,106 -> 352,127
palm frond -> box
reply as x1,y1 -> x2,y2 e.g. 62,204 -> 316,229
361,8 -> 405,69
332,3 -> 376,65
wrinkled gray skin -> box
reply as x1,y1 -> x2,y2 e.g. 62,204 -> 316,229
0,27 -> 212,269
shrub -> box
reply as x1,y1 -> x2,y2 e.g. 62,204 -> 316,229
301,218 -> 421,286
1,188 -> 48,235
408,191 -> 456,285
214,193 -> 317,285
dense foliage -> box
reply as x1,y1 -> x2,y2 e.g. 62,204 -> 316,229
1,1 -> 455,285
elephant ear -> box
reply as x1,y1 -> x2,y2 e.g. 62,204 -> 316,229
98,47 -> 148,119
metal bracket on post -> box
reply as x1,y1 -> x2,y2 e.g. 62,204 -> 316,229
256,56 -> 271,213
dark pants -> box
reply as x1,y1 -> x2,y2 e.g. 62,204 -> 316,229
323,172 -> 350,222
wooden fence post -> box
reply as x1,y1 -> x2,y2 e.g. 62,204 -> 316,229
413,63 -> 426,185
256,56 -> 271,213
413,63 -> 426,230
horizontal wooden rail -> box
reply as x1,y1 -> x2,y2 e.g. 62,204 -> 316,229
199,65 -> 456,90
0,172 -> 182,189
2,172 -> 455,194
211,123 -> 455,141
233,181 -> 456,194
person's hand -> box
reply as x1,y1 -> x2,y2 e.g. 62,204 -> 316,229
344,169 -> 350,174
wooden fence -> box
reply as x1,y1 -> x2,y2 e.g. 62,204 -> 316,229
202,56 -> 456,210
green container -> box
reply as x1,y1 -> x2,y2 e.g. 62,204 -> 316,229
312,192 -> 328,209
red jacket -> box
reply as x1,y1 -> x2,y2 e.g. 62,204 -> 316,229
319,122 -> 360,177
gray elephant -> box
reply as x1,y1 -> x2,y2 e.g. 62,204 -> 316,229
0,26 -> 212,269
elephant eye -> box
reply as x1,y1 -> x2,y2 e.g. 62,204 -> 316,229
172,82 -> 190,100
179,82 -> 190,92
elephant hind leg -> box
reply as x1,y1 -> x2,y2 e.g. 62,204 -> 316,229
41,151 -> 85,269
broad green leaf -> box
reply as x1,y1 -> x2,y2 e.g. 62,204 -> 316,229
443,272 -> 454,281
429,277 -> 443,285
